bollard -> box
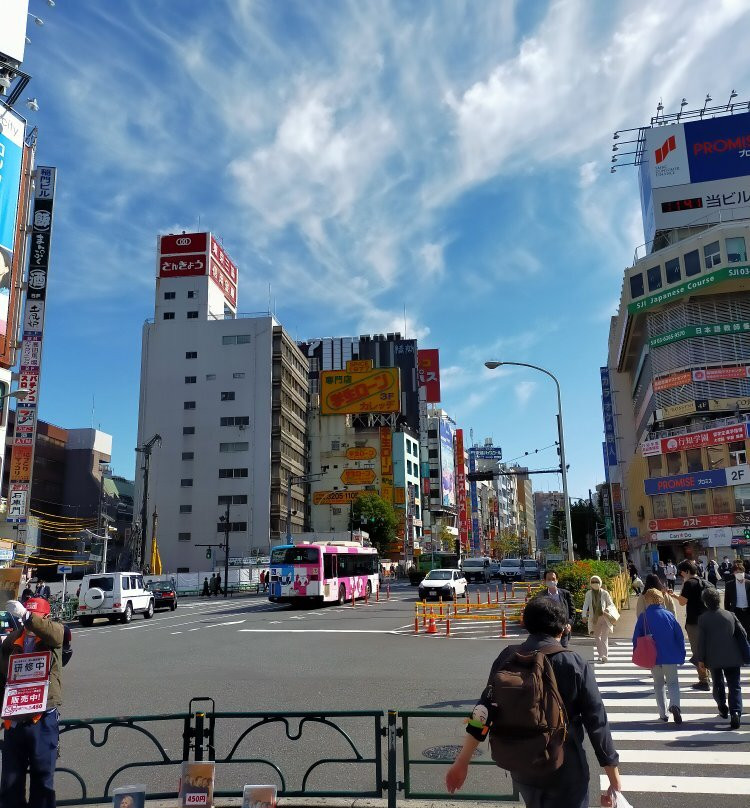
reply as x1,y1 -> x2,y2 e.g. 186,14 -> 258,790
501,608 -> 507,638
503,583 -> 507,601
486,588 -> 490,605
414,615 -> 419,634
446,617 -> 451,637
422,601 -> 427,627
476,591 -> 480,606
453,601 -> 458,617
376,586 -> 379,602
387,583 -> 391,600
527,583 -> 532,598
352,590 -> 356,608
495,585 -> 499,604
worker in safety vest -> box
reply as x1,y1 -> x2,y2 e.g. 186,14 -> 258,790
0,597 -> 64,808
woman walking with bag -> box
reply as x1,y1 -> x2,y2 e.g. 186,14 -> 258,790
632,588 -> 686,723
636,573 -> 676,616
582,575 -> 617,663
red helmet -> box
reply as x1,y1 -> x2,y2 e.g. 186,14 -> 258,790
25,598 -> 51,616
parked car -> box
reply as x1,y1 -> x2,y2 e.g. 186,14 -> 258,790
76,572 -> 155,626
418,569 -> 467,601
0,610 -> 17,642
147,581 -> 178,611
461,557 -> 491,584
497,559 -> 523,583
521,559 -> 541,580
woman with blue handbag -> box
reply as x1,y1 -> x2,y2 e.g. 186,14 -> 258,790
632,588 -> 686,723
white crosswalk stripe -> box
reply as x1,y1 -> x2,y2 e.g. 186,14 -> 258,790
595,639 -> 749,798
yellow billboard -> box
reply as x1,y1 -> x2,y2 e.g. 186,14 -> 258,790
340,469 -> 376,485
321,368 -> 400,415
346,446 -> 377,461
312,490 -> 361,505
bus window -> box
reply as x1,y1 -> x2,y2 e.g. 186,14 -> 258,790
323,554 -> 335,579
271,546 -> 320,564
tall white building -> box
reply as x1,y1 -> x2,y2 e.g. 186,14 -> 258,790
135,232 -> 307,572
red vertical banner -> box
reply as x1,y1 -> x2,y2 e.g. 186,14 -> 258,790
417,349 -> 441,402
455,429 -> 469,550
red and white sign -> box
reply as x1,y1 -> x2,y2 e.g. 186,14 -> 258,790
210,236 -> 238,308
184,795 -> 208,806
455,429 -> 469,550
417,349 -> 441,403
2,651 -> 51,719
7,651 -> 50,684
653,371 -> 692,392
693,366 -> 750,382
18,372 -> 39,405
641,439 -> 661,457
159,232 -> 208,255
648,513 -> 735,532
158,253 -> 206,278
643,423 -> 748,456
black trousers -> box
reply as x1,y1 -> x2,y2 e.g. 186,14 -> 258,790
0,710 -> 58,808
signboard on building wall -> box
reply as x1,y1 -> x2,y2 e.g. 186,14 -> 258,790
7,167 -> 56,525
439,420 -> 455,509
312,490 -> 360,505
346,446 -> 377,460
417,349 -> 441,402
600,367 -> 618,467
628,265 -> 750,314
380,427 -> 393,503
455,429 -> 469,551
468,448 -> 480,552
653,365 -> 750,393
650,320 -> 750,348
321,367 -> 400,415
641,422 -> 750,456
0,1 -> 30,64
340,469 -> 376,485
658,396 -> 750,420
209,236 -> 238,308
644,464 -> 750,495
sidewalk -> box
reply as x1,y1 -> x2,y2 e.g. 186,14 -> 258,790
610,589 -> 690,640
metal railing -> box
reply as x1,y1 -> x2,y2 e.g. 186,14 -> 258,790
44,702 -> 514,806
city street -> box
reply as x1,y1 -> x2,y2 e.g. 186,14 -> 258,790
56,582 -> 749,806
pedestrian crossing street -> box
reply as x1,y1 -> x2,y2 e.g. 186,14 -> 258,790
595,640 -> 750,800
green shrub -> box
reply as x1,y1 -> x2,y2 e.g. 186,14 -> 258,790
545,560 -> 621,631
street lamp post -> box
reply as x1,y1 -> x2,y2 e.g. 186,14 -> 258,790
485,361 -> 574,562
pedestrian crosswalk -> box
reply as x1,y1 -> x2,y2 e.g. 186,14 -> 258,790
595,640 -> 750,800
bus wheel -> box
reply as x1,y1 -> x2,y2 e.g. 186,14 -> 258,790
338,584 -> 346,605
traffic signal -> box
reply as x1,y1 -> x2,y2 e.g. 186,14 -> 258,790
206,548 -> 212,559
744,528 -> 750,541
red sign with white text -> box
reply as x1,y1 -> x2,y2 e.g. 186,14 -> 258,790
455,429 -> 469,549
648,514 -> 734,531
660,423 -> 748,454
210,236 -> 238,308
159,232 -> 208,256
417,349 -> 441,403
158,253 -> 207,278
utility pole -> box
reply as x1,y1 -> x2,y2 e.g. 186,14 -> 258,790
286,472 -> 322,543
135,434 -> 161,570
219,500 -> 230,598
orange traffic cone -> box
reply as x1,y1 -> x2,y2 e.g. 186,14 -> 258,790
427,616 -> 437,634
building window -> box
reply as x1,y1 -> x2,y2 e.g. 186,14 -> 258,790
428,449 -> 438,458
233,372 -> 245,379
220,416 -> 250,426
734,484 -> 750,512
179,504 -> 192,514
187,311 -> 199,319
646,265 -> 662,292
670,492 -> 688,517
221,391 -> 235,401
647,455 -> 662,478
186,351 -> 197,359
726,236 -> 747,263
331,441 -> 340,450
691,490 -> 708,516
185,376 -> 196,384
652,495 -> 669,519
218,494 -> 248,505
206,374 -> 216,380
219,468 -> 248,478
429,469 -> 439,478
729,441 -> 747,466
707,445 -> 725,470
164,291 -> 176,300
665,452 -> 682,475
182,451 -> 194,460
220,442 -> 249,452
703,240 -> 721,269
216,522 -> 247,533
187,290 -> 196,298
685,448 -> 703,472
183,426 -> 195,435
178,532 -> 191,542
163,312 -> 175,320
712,486 -> 732,514
427,429 -> 437,438
665,257 -> 681,284
222,334 -> 252,345
629,273 -> 644,299
180,478 -> 193,487
184,401 -> 196,410
684,249 -> 701,277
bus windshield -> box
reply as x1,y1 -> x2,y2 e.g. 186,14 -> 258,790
271,546 -> 320,564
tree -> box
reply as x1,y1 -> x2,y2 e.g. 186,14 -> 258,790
490,529 -> 524,559
548,502 -> 603,558
351,493 -> 398,555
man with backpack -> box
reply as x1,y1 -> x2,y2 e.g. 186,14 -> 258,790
676,559 -> 711,690
445,598 -> 621,808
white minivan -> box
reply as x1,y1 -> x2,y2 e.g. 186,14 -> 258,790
76,572 -> 155,626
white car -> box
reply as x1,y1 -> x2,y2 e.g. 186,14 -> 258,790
76,572 -> 155,626
418,568 -> 468,601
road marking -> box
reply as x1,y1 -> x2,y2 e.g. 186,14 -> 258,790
603,697 -> 737,707
600,685 -> 750,695
269,621 -> 282,625
605,712 -> 720,722
601,775 -> 750,795
171,632 -> 182,635
616,749 -> 747,765
288,616 -> 306,620
188,627 -> 201,632
202,620 -> 246,628
611,728 -> 749,741
237,629 -> 396,634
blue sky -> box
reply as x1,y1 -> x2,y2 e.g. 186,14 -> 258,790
14,0 -> 750,498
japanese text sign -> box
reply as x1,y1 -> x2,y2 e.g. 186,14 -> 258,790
321,367 -> 400,415
417,349 -> 441,403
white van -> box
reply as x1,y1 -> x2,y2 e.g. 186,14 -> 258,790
76,572 -> 155,626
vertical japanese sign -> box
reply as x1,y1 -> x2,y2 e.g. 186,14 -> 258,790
611,482 -> 627,551
600,367 -> 618,468
379,427 -> 393,503
455,430 -> 469,551
468,447 -> 480,554
7,167 -> 56,525
417,349 -> 441,403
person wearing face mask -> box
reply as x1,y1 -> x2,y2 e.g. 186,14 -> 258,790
676,559 -> 711,690
581,576 -> 615,663
538,570 -> 576,647
724,559 -> 750,636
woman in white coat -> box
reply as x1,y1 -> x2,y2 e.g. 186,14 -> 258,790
581,575 -> 615,663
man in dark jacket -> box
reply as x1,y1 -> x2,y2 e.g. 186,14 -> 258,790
538,570 -> 576,647
1,597 -> 64,807
696,586 -> 747,729
724,559 -> 750,636
446,599 -> 621,808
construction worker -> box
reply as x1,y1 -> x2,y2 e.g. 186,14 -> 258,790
1,597 -> 65,808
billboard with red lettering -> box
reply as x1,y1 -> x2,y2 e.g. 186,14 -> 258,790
417,349 -> 441,402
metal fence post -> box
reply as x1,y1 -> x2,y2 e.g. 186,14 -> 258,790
194,712 -> 205,761
387,709 -> 398,808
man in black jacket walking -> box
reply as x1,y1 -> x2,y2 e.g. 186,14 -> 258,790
724,559 -> 750,635
538,570 -> 576,647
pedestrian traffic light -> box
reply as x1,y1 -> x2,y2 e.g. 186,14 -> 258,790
206,548 -> 212,559
744,527 -> 750,541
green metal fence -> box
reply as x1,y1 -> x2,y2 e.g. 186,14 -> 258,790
44,702 -> 516,806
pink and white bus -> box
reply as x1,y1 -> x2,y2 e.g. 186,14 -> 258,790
268,541 -> 380,605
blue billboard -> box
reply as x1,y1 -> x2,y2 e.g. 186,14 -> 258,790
600,367 -> 618,467
643,466 -> 746,496
685,112 -> 750,184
